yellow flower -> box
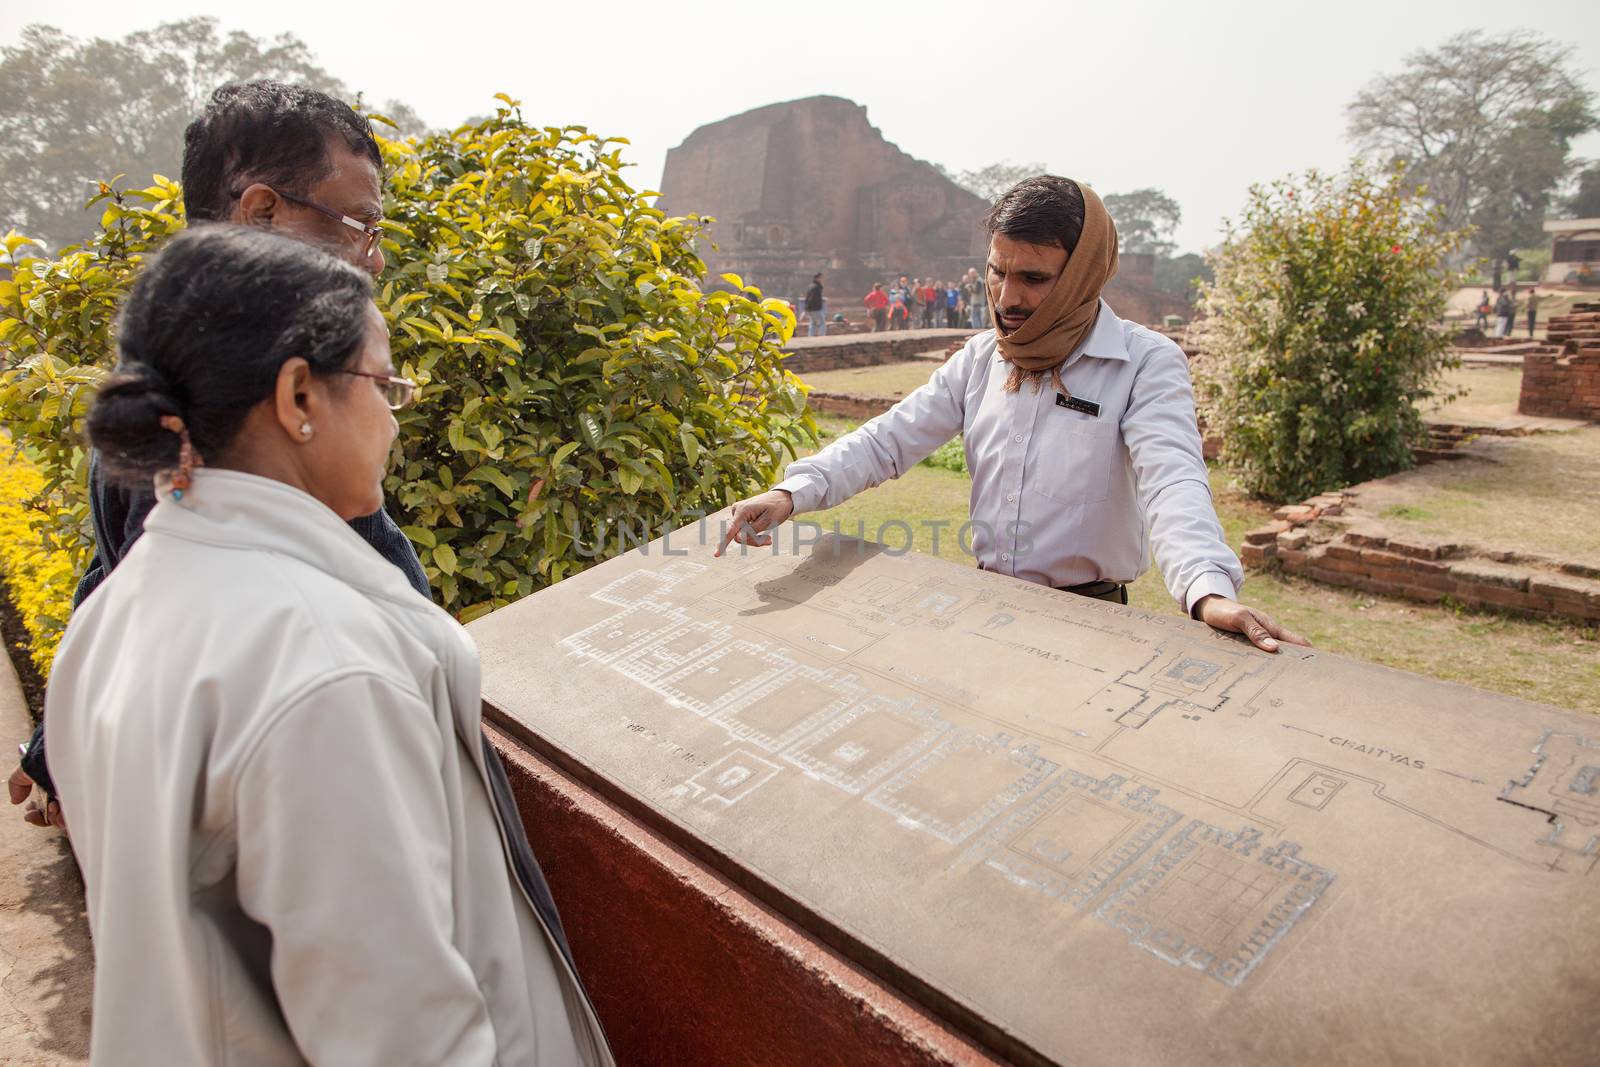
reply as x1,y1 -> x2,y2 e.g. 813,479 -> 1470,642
0,447 -> 76,676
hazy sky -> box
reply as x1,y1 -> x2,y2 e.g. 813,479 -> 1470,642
5,1 -> 1598,253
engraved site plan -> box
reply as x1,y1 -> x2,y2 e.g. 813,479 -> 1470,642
471,528 -> 1600,1066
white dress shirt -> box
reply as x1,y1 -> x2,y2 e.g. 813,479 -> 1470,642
776,300 -> 1242,612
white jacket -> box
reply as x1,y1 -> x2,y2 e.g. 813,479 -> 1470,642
47,469 -> 612,1067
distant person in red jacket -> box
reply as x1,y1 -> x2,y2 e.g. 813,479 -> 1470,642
889,285 -> 911,329
864,282 -> 889,332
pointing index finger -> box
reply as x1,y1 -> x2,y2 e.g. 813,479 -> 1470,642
714,513 -> 741,557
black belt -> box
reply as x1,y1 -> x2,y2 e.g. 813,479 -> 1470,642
1056,579 -> 1128,604
978,563 -> 1128,604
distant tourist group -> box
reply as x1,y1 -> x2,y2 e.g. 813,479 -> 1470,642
800,270 -> 989,336
1475,284 -> 1540,338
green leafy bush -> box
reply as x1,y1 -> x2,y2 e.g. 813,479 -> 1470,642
0,183 -> 183,582
0,97 -> 815,638
1194,165 -> 1464,502
919,436 -> 968,474
379,98 -> 811,618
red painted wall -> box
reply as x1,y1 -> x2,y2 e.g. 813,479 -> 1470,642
485,722 -> 995,1067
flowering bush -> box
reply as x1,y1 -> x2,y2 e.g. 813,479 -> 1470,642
0,445 -> 75,675
1194,165 -> 1465,501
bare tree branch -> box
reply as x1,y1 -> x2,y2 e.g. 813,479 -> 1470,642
1346,29 -> 1597,256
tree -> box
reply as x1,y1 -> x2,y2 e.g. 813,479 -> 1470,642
1562,163 -> 1600,219
1104,188 -> 1181,257
1194,166 -> 1465,502
1347,30 -> 1597,259
0,18 -> 426,251
1154,252 -> 1212,300
947,161 -> 1048,203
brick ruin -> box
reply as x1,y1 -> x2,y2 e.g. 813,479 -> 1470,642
660,96 -> 988,307
783,331 -> 974,376
1520,302 -> 1600,420
1241,494 -> 1600,625
659,96 -> 1188,325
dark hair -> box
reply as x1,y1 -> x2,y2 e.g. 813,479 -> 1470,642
181,81 -> 382,223
88,226 -> 373,485
986,175 -> 1086,254
813,273 -> 823,282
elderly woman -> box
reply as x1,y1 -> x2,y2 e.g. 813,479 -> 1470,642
47,225 -> 613,1066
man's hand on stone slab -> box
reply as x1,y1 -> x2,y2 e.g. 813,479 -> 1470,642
1194,596 -> 1311,654
714,490 -> 794,556
8,763 -> 65,831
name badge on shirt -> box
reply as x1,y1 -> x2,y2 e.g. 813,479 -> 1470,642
1055,391 -> 1101,418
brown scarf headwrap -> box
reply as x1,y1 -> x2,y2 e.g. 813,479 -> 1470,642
991,181 -> 1119,393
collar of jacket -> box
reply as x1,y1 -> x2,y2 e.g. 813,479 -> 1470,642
142,469 -> 474,756
143,469 -> 422,608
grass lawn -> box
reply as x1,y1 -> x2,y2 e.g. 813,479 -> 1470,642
803,361 -> 1531,427
796,415 -> 1599,714
801,361 -> 944,399
1424,365 -> 1523,425
1348,426 -> 1600,563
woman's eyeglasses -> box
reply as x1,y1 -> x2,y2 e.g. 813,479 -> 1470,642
340,370 -> 418,409
276,190 -> 383,260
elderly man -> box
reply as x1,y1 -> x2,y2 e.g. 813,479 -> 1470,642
10,81 -> 416,827
717,176 -> 1307,654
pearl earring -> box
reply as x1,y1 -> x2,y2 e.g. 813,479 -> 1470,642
300,422 -> 313,438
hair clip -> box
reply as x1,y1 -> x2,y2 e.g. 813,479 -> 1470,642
158,415 -> 205,500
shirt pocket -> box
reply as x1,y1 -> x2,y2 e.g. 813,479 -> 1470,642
1023,416 -> 1118,507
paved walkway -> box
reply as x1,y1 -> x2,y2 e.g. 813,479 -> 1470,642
0,655 -> 90,1064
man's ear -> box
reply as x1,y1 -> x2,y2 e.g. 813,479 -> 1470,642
233,183 -> 282,228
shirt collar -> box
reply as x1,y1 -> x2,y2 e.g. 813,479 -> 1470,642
1073,299 -> 1130,364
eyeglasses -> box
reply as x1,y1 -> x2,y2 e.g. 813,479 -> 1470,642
276,190 -> 384,259
339,370 -> 418,409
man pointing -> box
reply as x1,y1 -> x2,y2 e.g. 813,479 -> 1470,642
716,176 -> 1306,654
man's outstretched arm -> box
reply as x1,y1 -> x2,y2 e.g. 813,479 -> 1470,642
716,347 -> 976,556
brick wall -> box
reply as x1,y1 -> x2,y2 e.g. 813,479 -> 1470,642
1240,496 -> 1600,624
485,723 -> 992,1067
807,392 -> 900,420
784,330 -> 976,374
1520,352 -> 1600,419
1519,305 -> 1600,419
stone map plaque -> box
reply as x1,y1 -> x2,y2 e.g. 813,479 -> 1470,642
471,529 -> 1600,1066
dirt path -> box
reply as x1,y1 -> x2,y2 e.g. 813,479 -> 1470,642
0,655 -> 90,1064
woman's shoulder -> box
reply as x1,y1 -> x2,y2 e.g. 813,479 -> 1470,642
130,533 -> 452,687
